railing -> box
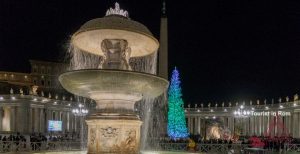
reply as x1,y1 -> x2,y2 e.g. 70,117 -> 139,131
158,143 -> 250,154
0,141 -> 299,153
284,144 -> 300,154
158,143 -> 300,154
0,141 -> 86,153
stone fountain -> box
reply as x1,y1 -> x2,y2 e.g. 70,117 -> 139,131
59,3 -> 169,154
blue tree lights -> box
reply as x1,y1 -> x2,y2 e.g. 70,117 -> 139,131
167,67 -> 189,140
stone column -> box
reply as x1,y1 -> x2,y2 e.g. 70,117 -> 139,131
249,116 -> 253,136
259,115 -> 264,135
228,117 -> 233,133
255,116 -> 258,135
292,112 -> 298,138
45,109 -> 51,133
266,114 -> 270,136
298,113 -> 300,138
290,112 -> 295,137
10,106 -> 16,132
198,117 -> 201,135
247,117 -> 251,136
262,114 -> 265,135
286,115 -> 290,135
74,113 -> 77,132
233,118 -> 236,134
0,107 -> 3,131
242,118 -> 246,136
224,117 -> 228,128
22,102 -> 30,134
16,106 -> 22,133
28,107 -> 33,133
55,111 -> 58,120
40,108 -> 45,133
63,111 -> 68,132
69,112 -> 74,131
296,112 -> 300,138
244,118 -> 248,136
194,116 -> 198,134
34,108 -> 40,132
263,114 -> 267,135
191,117 -> 194,135
67,112 -> 70,131
187,117 -> 191,134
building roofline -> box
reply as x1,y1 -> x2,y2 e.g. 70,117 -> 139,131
0,71 -> 30,76
29,59 -> 68,66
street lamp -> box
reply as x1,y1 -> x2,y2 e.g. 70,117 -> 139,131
72,104 -> 88,150
72,104 -> 89,116
233,105 -> 251,118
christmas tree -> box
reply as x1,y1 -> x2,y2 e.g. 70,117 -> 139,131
167,67 -> 189,140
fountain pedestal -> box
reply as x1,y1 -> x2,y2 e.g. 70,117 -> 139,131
86,93 -> 142,154
86,118 -> 142,154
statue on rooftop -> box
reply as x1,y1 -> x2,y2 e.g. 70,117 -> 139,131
19,88 -> 23,96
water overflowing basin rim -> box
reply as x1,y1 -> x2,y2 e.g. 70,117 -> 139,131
59,69 -> 169,99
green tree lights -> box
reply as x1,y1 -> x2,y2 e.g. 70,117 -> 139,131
167,67 -> 189,140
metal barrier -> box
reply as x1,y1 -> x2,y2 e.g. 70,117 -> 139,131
0,141 -> 86,153
158,143 -> 251,154
284,144 -> 300,154
0,141 -> 298,153
158,143 -> 300,154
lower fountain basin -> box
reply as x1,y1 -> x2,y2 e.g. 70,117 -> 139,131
59,69 -> 169,101
59,69 -> 169,154
33,151 -> 195,154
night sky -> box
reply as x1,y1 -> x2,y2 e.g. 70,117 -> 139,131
1,0 -> 300,105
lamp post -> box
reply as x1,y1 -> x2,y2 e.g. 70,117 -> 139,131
233,105 -> 251,118
72,104 -> 88,150
72,104 -> 89,116
233,105 -> 252,136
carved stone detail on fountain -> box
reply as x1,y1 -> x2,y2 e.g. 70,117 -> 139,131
86,119 -> 142,154
100,127 -> 119,137
100,39 -> 132,70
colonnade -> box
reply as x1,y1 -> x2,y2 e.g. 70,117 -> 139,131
186,110 -> 300,138
0,103 -> 81,134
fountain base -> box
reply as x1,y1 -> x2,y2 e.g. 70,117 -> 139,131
86,114 -> 142,154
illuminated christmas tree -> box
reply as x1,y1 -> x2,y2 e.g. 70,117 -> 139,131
167,67 -> 189,140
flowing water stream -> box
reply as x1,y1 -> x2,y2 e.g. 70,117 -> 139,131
66,45 -> 168,151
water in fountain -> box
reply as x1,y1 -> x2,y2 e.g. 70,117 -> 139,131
67,44 -> 103,70
68,43 -> 158,75
138,93 -> 168,150
66,45 -> 168,151
130,51 -> 158,74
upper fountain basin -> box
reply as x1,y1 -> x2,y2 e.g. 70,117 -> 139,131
59,69 -> 169,101
71,15 -> 159,57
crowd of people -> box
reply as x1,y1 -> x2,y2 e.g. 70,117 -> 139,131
30,131 -> 81,142
157,134 -> 300,152
0,132 -> 83,152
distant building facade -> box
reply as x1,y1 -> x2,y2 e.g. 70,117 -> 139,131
0,60 -> 91,134
185,99 -> 300,139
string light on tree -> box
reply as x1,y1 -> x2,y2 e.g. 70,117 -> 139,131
167,67 -> 189,140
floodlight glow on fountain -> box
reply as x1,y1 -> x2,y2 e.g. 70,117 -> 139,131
59,2 -> 169,154
71,6 -> 158,58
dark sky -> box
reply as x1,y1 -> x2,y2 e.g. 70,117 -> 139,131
1,0 -> 300,104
